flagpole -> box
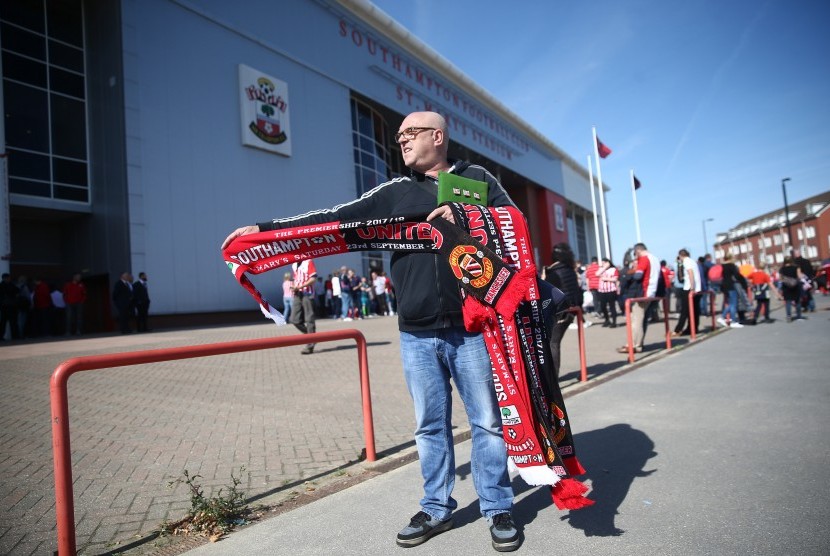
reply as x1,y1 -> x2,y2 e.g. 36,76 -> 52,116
592,126 -> 611,259
587,155 -> 602,260
630,169 -> 641,243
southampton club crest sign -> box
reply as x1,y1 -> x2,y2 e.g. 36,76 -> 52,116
239,64 -> 292,156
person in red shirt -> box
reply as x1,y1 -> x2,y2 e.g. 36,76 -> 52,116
617,243 -> 660,353
585,257 -> 601,316
62,273 -> 87,335
658,260 -> 673,320
749,269 -> 778,324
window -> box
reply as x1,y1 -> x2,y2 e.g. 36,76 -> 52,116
350,97 -> 394,275
350,98 -> 391,197
0,0 -> 89,204
574,212 -> 587,263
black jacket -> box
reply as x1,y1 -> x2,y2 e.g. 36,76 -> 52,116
543,262 -> 581,308
721,262 -> 747,292
258,162 -> 515,331
112,280 -> 133,312
133,280 -> 150,306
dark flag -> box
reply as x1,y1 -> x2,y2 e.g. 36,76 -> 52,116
596,136 -> 612,158
633,175 -> 642,190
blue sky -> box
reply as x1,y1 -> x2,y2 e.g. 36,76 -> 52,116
370,0 -> 830,263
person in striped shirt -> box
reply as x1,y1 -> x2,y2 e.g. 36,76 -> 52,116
291,258 -> 317,354
596,257 -> 620,328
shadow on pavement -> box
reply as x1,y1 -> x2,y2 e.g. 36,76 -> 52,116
433,422 -> 657,537
560,360 -> 627,384
556,424 -> 657,536
435,424 -> 658,537
316,340 -> 392,352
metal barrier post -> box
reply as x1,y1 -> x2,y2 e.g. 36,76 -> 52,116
709,290 -> 717,330
50,330 -> 372,556
624,298 -> 634,363
689,290 -> 698,340
566,306 -> 588,382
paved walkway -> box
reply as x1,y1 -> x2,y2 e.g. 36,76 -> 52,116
182,294 -> 830,556
0,296 -> 810,555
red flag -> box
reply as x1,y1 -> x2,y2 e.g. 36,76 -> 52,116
596,136 -> 612,158
633,175 -> 642,190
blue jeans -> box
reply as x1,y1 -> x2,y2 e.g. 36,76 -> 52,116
282,296 -> 292,321
340,292 -> 353,318
721,288 -> 738,322
400,327 -> 513,521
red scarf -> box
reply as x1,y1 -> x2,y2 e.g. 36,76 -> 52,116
223,206 -> 592,509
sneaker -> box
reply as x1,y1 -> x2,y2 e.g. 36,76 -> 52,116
716,317 -> 728,327
583,320 -> 593,328
343,317 -> 353,322
490,512 -> 520,552
730,322 -> 744,328
396,511 -> 453,547
300,345 -> 314,355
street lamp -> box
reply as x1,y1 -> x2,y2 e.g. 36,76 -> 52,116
701,218 -> 714,255
781,177 -> 793,254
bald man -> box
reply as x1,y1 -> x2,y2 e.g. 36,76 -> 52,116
223,111 -> 521,551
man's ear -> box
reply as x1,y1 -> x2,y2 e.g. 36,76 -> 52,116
433,128 -> 446,147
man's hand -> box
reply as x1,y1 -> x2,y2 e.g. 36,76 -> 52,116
221,225 -> 260,250
426,205 -> 455,224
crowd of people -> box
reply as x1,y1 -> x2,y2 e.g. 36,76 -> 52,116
0,271 -> 152,341
273,239 -> 830,370
558,245 -> 827,357
280,264 -> 397,324
0,273 -> 87,341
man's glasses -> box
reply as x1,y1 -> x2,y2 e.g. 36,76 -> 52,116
394,126 -> 436,142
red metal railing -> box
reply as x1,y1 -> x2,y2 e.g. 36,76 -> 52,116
623,296 -> 671,363
565,306 -> 588,382
50,330 -> 373,556
707,290 -> 717,331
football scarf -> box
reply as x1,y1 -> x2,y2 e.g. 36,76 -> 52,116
222,204 -> 592,509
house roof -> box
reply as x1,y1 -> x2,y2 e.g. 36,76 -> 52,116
715,190 -> 830,244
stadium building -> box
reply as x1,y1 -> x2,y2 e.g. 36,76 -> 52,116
0,0 -> 608,331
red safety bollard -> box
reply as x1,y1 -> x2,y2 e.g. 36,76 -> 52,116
566,306 -> 588,382
623,296 -> 671,364
50,330 -> 373,556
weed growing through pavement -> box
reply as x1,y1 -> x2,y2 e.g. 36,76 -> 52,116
161,466 -> 252,542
